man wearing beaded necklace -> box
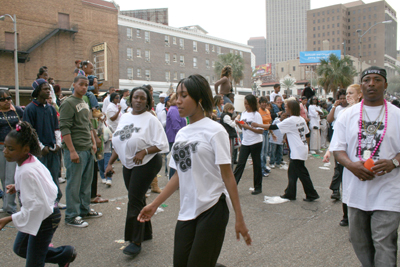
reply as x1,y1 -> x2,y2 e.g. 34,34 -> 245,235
330,66 -> 400,267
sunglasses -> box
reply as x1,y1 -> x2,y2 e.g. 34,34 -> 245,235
0,96 -> 12,102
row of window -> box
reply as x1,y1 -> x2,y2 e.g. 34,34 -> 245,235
126,27 -> 244,57
312,6 -> 378,17
313,17 -> 341,24
313,23 -> 340,30
126,48 -> 216,68
313,31 -> 340,38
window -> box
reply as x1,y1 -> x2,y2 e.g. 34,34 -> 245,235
313,34 -> 316,38
313,27 -> 315,31
173,54 -> 177,62
137,69 -> 141,77
145,31 -> 150,43
240,80 -> 243,87
165,71 -> 170,81
205,44 -> 210,53
174,72 -> 178,80
212,45 -> 215,52
179,39 -> 184,49
127,28 -> 132,39
145,70 -> 151,80
180,73 -> 185,79
58,13 -> 70,29
313,41 -> 316,45
293,66 -> 296,71
180,55 -> 185,66
281,67 -> 284,72
193,57 -> 197,68
127,48 -> 133,60
165,53 -> 170,64
165,35 -> 170,46
212,61 -> 215,68
217,46 -> 221,54
137,49 -> 141,57
136,29 -> 140,38
193,41 -> 197,51
206,59 -> 210,69
145,50 -> 150,62
127,68 -> 133,79
173,37 -> 177,44
240,51 -> 243,57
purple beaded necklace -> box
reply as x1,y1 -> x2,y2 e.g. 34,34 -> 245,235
358,99 -> 388,161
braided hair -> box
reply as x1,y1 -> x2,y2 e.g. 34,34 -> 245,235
7,121 -> 42,157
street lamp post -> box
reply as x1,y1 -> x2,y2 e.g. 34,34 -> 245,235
356,20 -> 392,80
0,14 -> 19,106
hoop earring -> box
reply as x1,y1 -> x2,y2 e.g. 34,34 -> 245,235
146,104 -> 150,110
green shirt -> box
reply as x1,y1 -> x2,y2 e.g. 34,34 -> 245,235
60,95 -> 92,151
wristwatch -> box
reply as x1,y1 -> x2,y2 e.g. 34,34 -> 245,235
392,158 -> 399,168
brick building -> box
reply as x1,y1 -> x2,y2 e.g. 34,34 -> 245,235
0,0 -> 119,105
118,14 -> 253,94
307,0 -> 398,76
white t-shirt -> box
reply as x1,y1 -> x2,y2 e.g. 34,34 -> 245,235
102,95 -> 110,115
240,111 -> 263,146
158,108 -> 167,128
330,102 -> 400,212
11,155 -> 57,236
120,98 -> 128,113
308,104 -> 322,129
156,102 -> 165,119
112,112 -> 169,169
169,117 -> 233,221
106,103 -> 121,132
270,118 -> 284,144
270,92 -> 282,102
331,105 -> 345,127
277,116 -> 309,160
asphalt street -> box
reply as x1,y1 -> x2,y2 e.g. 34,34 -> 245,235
0,150 -> 391,266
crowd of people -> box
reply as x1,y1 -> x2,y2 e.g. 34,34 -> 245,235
0,63 -> 399,267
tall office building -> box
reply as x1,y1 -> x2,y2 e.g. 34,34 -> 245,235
307,1 -> 397,75
265,0 -> 310,66
248,37 -> 266,66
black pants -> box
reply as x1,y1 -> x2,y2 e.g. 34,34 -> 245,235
122,154 -> 162,243
174,194 -> 229,267
91,159 -> 98,198
283,159 -> 319,200
234,142 -> 263,191
329,160 -> 344,191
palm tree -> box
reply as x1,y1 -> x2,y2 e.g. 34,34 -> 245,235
316,54 -> 357,97
214,53 -> 244,94
280,75 -> 297,95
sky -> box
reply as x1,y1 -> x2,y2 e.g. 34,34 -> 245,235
115,0 -> 399,49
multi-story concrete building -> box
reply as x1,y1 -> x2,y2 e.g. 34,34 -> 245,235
248,37 -> 266,66
0,0 -> 120,105
307,0 -> 398,76
118,14 -> 253,94
265,0 -> 310,67
120,8 -> 168,26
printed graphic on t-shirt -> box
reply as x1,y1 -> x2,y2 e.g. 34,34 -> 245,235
113,123 -> 141,141
297,122 -> 307,145
76,102 -> 89,112
356,120 -> 384,160
242,119 -> 253,131
172,141 -> 199,172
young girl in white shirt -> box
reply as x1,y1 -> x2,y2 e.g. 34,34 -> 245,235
0,121 -> 76,267
138,74 -> 251,267
253,100 -> 320,201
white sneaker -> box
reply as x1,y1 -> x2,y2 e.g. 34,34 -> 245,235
0,208 -> 4,213
66,216 -> 89,228
57,203 -> 67,209
280,164 -> 288,170
58,177 -> 66,184
101,179 -> 107,184
106,180 -> 112,186
269,164 -> 275,169
310,151 -> 316,155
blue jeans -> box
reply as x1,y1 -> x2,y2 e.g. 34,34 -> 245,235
270,143 -> 283,165
260,131 -> 270,170
13,208 -> 74,266
223,94 -> 232,105
39,151 -> 62,202
348,207 -> 400,267
98,152 -> 112,180
64,149 -> 94,223
86,91 -> 99,109
0,144 -> 17,213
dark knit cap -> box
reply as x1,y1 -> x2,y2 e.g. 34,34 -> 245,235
361,66 -> 387,82
32,78 -> 48,98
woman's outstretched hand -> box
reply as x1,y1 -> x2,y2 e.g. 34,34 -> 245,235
137,204 -> 158,222
236,219 -> 252,246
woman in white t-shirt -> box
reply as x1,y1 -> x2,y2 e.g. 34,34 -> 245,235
233,94 -> 264,195
105,87 -> 169,258
138,74 -> 251,267
253,99 -> 320,201
308,96 -> 323,153
106,92 -> 122,132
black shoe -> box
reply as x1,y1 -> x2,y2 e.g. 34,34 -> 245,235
251,190 -> 262,195
340,218 -> 349,227
63,246 -> 77,267
303,196 -> 320,202
331,190 -> 341,200
280,195 -> 296,201
123,243 -> 141,258
215,264 -> 226,267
